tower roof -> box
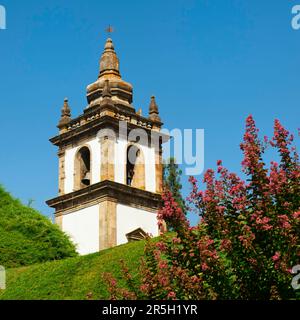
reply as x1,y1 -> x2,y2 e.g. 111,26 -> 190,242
99,38 -> 120,78
55,37 -> 165,138
86,38 -> 133,108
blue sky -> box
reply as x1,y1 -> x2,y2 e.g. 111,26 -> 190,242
0,0 -> 300,225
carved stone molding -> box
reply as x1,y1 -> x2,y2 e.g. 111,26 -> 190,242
46,180 -> 162,215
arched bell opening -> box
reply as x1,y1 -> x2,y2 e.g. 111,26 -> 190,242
126,144 -> 145,189
74,146 -> 91,190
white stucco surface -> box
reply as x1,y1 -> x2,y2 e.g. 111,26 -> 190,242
114,138 -> 127,184
87,138 -> 101,184
62,205 -> 99,255
116,204 -> 159,245
64,146 -> 78,193
141,144 -> 156,192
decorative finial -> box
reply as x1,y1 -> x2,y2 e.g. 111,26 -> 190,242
102,80 -> 112,98
99,37 -> 120,78
86,36 -> 134,107
104,38 -> 114,50
58,98 -> 71,128
149,96 -> 161,122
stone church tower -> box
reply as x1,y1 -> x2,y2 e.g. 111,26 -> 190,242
46,38 -> 167,255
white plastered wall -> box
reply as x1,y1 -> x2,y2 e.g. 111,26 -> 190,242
62,204 -> 99,255
116,204 -> 159,245
140,144 -> 156,193
114,138 -> 127,184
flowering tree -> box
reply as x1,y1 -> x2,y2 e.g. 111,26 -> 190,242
105,116 -> 300,300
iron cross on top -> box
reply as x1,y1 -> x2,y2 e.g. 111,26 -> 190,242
105,25 -> 114,34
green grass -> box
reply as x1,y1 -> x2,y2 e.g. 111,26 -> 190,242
0,240 -> 145,300
0,185 -> 77,268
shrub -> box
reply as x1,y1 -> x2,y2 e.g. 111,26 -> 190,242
105,116 -> 300,300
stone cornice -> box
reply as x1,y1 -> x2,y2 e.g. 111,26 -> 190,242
46,180 -> 162,214
87,87 -> 133,105
61,102 -> 162,131
50,110 -> 169,149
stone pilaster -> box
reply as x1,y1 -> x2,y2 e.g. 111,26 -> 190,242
55,215 -> 63,230
155,148 -> 163,194
58,150 -> 65,195
99,200 -> 117,250
101,136 -> 115,181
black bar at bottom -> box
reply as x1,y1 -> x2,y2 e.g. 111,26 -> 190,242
0,300 -> 297,319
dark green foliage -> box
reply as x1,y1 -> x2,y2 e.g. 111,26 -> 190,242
163,158 -> 186,214
0,185 -> 77,268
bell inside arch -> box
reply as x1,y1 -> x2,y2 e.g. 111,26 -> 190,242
81,171 -> 91,186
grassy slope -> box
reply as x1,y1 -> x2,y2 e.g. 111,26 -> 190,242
0,240 -> 145,300
0,186 -> 77,268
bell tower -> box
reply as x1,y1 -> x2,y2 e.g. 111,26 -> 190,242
46,38 -> 168,255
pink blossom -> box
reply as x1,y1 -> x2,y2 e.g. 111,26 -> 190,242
278,215 -> 291,229
110,279 -> 117,287
220,239 -> 232,251
167,291 -> 176,299
207,239 -> 214,246
191,275 -> 199,283
201,263 -> 209,271
156,242 -> 167,251
272,252 -> 280,262
158,261 -> 168,270
172,237 -> 181,244
293,211 -> 300,219
158,276 -> 169,287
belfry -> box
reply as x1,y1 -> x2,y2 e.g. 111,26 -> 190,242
46,38 -> 168,255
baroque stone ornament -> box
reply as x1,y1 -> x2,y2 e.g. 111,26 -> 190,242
57,98 -> 71,129
149,96 -> 161,122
